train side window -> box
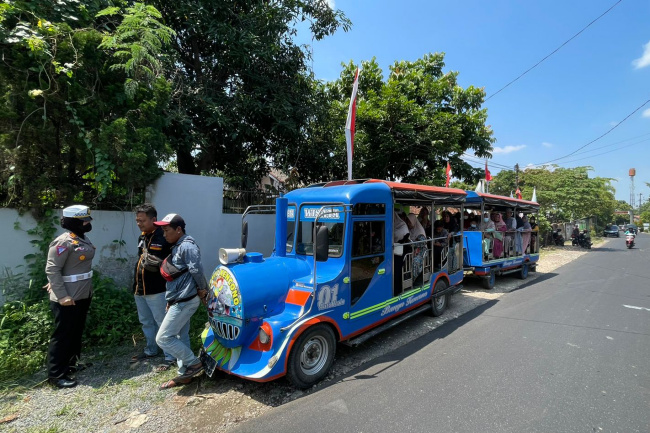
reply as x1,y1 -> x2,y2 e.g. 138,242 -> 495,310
353,203 -> 386,215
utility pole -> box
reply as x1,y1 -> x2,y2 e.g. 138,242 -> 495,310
515,163 -> 519,189
639,193 -> 643,209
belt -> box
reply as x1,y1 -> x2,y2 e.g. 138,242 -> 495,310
62,271 -> 93,283
168,293 -> 197,306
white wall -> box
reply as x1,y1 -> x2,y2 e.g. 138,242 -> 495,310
0,173 -> 276,302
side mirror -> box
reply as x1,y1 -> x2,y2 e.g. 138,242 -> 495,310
241,221 -> 249,249
315,225 -> 329,262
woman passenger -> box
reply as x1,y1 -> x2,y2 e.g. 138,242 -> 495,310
492,213 -> 507,258
407,214 -> 427,281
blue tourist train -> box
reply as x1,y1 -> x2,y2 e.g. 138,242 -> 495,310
200,179 -> 468,388
462,191 -> 540,289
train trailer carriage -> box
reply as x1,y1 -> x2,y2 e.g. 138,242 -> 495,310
200,179 -> 467,388
462,191 -> 540,289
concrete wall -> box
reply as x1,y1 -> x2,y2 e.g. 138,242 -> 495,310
0,173 -> 276,302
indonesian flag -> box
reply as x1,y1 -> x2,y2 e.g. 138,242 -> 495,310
445,161 -> 452,187
485,160 -> 493,182
516,187 -> 522,200
345,68 -> 360,181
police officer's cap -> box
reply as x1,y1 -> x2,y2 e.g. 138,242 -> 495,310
62,205 -> 92,221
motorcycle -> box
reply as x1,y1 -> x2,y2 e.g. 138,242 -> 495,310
551,228 -> 565,246
625,232 -> 635,249
574,230 -> 592,249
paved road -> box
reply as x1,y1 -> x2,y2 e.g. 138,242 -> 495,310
234,235 -> 650,433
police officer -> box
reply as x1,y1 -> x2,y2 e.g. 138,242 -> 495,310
45,205 -> 95,388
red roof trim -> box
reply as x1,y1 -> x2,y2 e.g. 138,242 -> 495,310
365,179 -> 467,196
476,192 -> 538,205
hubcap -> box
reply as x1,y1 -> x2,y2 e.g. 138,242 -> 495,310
300,335 -> 328,375
434,295 -> 446,310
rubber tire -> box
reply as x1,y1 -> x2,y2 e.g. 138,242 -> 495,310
429,279 -> 448,317
519,264 -> 529,280
482,269 -> 496,290
287,324 -> 336,389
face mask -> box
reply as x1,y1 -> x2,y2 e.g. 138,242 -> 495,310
484,218 -> 489,223
82,223 -> 92,233
464,215 -> 468,220
518,213 -> 524,218
471,224 -> 477,228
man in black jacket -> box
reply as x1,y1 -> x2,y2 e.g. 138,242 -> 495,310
131,204 -> 174,368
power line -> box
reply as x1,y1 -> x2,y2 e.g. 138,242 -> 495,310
532,97 -> 650,166
486,0 -> 624,101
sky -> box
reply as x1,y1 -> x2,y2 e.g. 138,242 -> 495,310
295,0 -> 650,205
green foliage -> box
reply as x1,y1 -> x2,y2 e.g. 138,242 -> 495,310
0,298 -> 52,383
97,2 -> 175,98
0,271 -> 139,383
150,0 -> 351,186
489,166 -> 617,231
285,55 -> 494,185
0,0 -> 172,211
83,273 -> 140,347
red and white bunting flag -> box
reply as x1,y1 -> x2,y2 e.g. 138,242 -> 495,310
345,68 -> 360,181
485,160 -> 493,182
445,161 -> 452,187
516,187 -> 522,200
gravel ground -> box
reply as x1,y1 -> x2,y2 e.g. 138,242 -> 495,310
0,241 -> 600,433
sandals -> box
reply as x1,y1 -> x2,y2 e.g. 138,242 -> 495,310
154,360 -> 176,372
130,353 -> 158,363
159,376 -> 192,390
180,361 -> 204,379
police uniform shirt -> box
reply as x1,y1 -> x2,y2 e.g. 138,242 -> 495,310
46,232 -> 95,302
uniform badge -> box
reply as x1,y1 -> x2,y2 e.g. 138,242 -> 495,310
56,246 -> 67,256
79,255 -> 86,261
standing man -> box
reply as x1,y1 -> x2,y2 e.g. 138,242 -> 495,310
154,214 -> 209,389
45,205 -> 95,388
131,204 -> 176,370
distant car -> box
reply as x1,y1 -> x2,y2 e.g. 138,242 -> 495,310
603,225 -> 620,237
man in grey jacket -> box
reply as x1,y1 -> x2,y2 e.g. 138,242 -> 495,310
153,214 -> 208,389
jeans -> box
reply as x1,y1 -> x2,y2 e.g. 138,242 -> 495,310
156,296 -> 200,371
134,293 -> 175,362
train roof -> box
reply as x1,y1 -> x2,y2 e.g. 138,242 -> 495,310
464,190 -> 539,211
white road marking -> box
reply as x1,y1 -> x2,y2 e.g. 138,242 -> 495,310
567,343 -> 580,348
606,336 -> 613,340
623,304 -> 650,312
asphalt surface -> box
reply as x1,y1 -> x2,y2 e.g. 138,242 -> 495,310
231,234 -> 650,433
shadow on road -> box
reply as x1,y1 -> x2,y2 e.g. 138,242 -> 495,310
318,300 -> 500,388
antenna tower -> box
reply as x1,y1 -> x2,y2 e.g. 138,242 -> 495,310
629,168 -> 636,208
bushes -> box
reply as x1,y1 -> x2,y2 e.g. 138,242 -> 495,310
0,273 -> 140,384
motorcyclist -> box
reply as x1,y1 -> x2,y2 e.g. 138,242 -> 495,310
571,225 -> 580,239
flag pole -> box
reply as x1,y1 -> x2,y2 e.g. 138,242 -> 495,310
345,68 -> 360,181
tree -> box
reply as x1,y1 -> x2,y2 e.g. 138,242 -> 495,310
489,166 -> 617,229
0,0 -> 173,212
149,0 -> 351,188
286,55 -> 495,185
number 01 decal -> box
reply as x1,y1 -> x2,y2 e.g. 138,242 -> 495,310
317,284 -> 345,310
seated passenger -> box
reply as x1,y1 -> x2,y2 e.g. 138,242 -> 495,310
466,215 -> 480,231
480,212 -> 496,258
393,209 -> 411,296
432,220 -> 449,269
418,207 -> 432,238
521,215 -> 532,253
492,213 -> 507,258
407,214 -> 427,281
